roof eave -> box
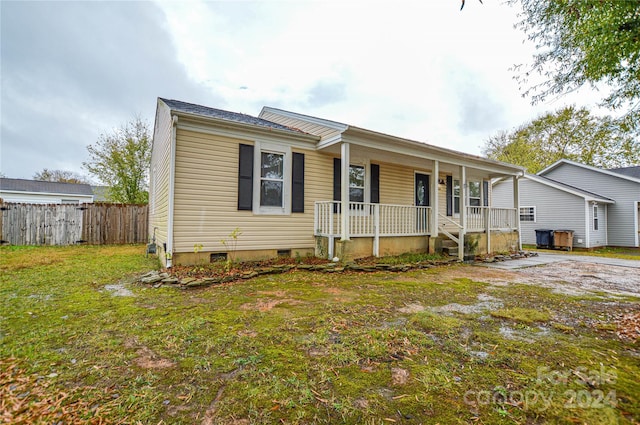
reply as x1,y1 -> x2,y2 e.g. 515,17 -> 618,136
539,159 -> 640,185
523,174 -> 615,204
169,109 -> 320,143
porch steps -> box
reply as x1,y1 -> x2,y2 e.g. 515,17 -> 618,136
441,239 -> 458,256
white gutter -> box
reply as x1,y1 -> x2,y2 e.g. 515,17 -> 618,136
166,115 -> 178,268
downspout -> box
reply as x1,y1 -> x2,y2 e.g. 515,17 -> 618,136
166,114 -> 178,268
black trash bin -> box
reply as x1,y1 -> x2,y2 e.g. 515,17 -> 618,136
535,229 -> 554,248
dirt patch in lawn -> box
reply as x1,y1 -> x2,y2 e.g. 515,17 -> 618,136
240,298 -> 302,312
515,261 -> 640,296
124,338 -> 176,369
432,261 -> 639,297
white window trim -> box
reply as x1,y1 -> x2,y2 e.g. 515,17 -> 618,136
519,206 -> 536,222
468,181 -> 482,208
593,204 -> 599,231
348,162 -> 370,204
253,141 -> 291,215
347,160 -> 370,218
453,179 -> 483,216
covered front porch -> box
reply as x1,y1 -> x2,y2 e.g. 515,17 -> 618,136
312,135 -> 523,260
314,201 -> 519,259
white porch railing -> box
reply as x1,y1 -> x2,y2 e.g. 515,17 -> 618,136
314,202 -> 516,259
466,207 -> 518,232
314,201 -> 431,258
315,201 -> 431,237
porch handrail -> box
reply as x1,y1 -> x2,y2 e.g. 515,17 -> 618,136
437,212 -> 463,230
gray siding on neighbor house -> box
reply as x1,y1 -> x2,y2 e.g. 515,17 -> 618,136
543,163 -> 639,247
493,178 -> 588,247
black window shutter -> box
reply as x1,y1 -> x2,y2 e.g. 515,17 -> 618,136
446,175 -> 453,216
333,158 -> 341,212
333,158 -> 341,202
292,153 -> 305,213
237,144 -> 254,210
483,180 -> 489,207
370,164 -> 380,203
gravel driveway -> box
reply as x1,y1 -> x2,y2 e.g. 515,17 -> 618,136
475,252 -> 640,297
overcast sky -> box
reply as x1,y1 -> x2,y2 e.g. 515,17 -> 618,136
1,0 -> 603,181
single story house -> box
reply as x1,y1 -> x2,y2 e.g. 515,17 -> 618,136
493,160 -> 640,249
0,178 -> 94,204
149,98 -> 525,267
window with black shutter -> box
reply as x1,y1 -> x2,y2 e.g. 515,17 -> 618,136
446,175 -> 453,216
291,152 -> 304,213
237,144 -> 254,210
370,163 -> 380,203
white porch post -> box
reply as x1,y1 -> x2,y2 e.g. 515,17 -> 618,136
340,142 -> 350,241
373,204 -> 380,257
431,160 -> 439,236
485,207 -> 491,254
458,166 -> 466,259
513,175 -> 521,250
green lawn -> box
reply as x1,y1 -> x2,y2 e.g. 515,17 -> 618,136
1,245 -> 638,424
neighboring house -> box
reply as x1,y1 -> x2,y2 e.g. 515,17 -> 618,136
493,160 -> 640,249
0,178 -> 94,204
149,98 -> 524,267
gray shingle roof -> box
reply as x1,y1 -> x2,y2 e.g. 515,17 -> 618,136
160,98 -> 306,134
536,175 -> 615,202
0,178 -> 94,196
609,166 -> 640,179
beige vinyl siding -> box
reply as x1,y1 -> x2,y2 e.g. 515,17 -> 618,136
149,100 -> 173,262
260,111 -> 341,140
172,129 -> 332,253
379,162 -> 414,205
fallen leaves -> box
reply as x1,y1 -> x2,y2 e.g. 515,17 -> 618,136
616,311 -> 640,341
0,358 -> 116,424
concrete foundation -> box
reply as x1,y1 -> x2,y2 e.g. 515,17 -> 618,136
316,235 -> 430,261
172,247 -> 315,266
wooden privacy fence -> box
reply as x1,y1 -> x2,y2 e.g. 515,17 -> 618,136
0,202 -> 148,245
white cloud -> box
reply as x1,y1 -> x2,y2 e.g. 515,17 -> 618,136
1,0 -> 608,179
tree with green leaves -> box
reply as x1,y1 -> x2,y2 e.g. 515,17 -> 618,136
483,106 -> 640,173
33,169 -> 90,184
83,117 -> 151,204
510,0 -> 640,128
